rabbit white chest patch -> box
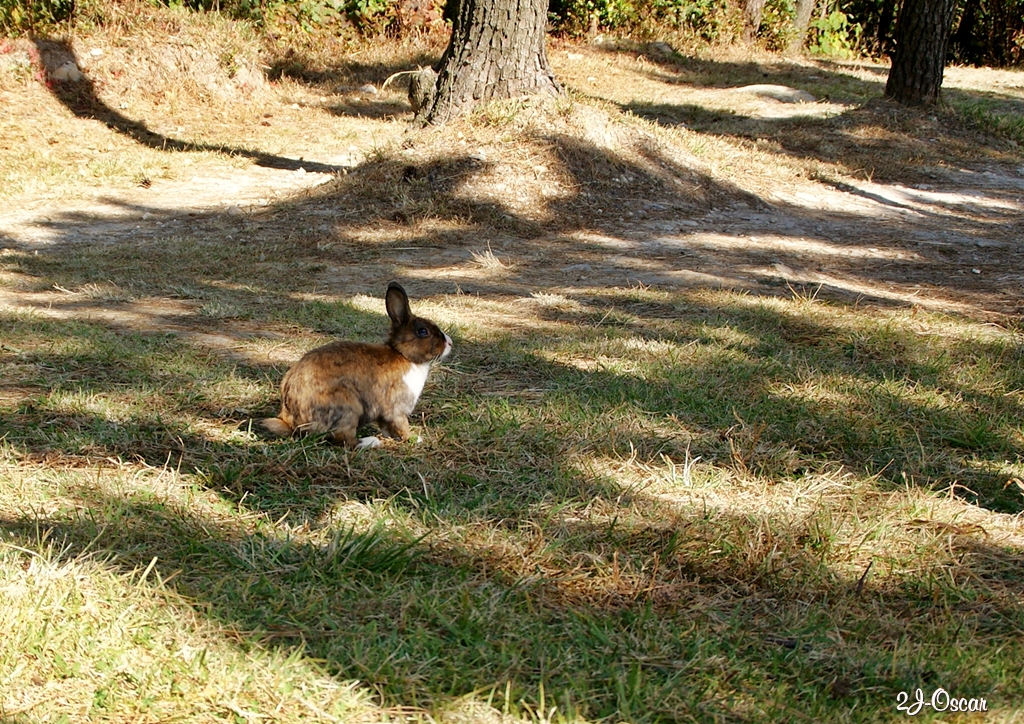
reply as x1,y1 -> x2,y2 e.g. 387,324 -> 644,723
401,362 -> 432,405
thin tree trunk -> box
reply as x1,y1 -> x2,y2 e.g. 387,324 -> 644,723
884,0 -> 957,106
875,1 -> 896,55
787,0 -> 816,54
741,0 -> 766,44
425,0 -> 560,124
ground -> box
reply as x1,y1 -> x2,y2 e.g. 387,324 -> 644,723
2,34 -> 1023,327
2,17 -> 1024,724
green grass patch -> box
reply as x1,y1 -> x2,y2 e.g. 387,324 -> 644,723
946,94 -> 1024,145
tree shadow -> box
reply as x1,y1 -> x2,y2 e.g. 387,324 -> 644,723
624,94 -> 1024,188
530,296 -> 1024,512
31,38 -> 349,174
4,96 -> 1021,308
3,267 -> 1021,515
293,137 -> 1021,315
591,39 -> 886,100
580,40 -> 1022,189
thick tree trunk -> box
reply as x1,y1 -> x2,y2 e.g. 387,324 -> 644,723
884,0 -> 957,106
424,0 -> 561,124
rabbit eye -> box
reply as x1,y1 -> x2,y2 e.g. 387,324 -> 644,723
416,326 -> 429,338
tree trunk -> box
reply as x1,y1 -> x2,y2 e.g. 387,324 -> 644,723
424,0 -> 561,124
787,0 -> 816,54
741,0 -> 766,44
884,0 -> 957,106
875,1 -> 896,56
950,0 -> 981,64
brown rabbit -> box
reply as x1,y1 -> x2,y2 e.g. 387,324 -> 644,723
258,282 -> 452,449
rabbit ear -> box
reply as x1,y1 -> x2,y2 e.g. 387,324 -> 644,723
385,282 -> 411,326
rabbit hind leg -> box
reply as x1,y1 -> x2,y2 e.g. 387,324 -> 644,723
304,393 -> 365,449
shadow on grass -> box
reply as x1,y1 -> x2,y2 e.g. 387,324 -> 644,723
31,38 -> 349,174
2,280 -> 1023,514
0,462 -> 1021,720
584,40 -> 1024,187
26,33 -> 1024,314
2,123 -> 1022,512
2,274 -> 1023,719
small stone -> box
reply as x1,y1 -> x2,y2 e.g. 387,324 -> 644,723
650,41 -> 675,57
51,61 -> 83,82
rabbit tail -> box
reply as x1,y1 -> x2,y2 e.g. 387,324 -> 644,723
260,416 -> 294,437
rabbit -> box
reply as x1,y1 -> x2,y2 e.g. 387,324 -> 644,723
257,282 -> 452,449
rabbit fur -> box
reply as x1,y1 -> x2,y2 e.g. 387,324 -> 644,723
258,282 -> 452,449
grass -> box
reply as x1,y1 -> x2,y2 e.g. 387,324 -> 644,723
3,4 -> 1024,723
947,95 -> 1024,145
3,287 -> 1023,722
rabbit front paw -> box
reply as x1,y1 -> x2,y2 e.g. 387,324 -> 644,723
356,436 -> 382,449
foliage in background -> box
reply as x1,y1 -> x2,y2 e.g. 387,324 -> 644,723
950,0 -> 1024,66
548,0 -> 742,40
0,0 -> 1021,78
0,0 -> 76,33
847,0 -> 1024,65
0,0 -> 435,36
756,0 -> 798,51
807,7 -> 861,58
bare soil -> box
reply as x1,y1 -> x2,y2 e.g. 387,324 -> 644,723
2,30 -> 1024,340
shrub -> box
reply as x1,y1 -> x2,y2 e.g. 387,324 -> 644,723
1,0 -> 76,34
807,7 -> 862,59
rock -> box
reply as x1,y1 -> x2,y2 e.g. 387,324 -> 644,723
649,41 -> 676,58
732,84 -> 816,103
51,61 -> 84,82
359,83 -> 378,95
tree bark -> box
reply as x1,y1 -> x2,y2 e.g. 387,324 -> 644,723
424,0 -> 561,124
786,0 -> 816,54
741,0 -> 766,44
875,1 -> 896,55
884,0 -> 957,106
